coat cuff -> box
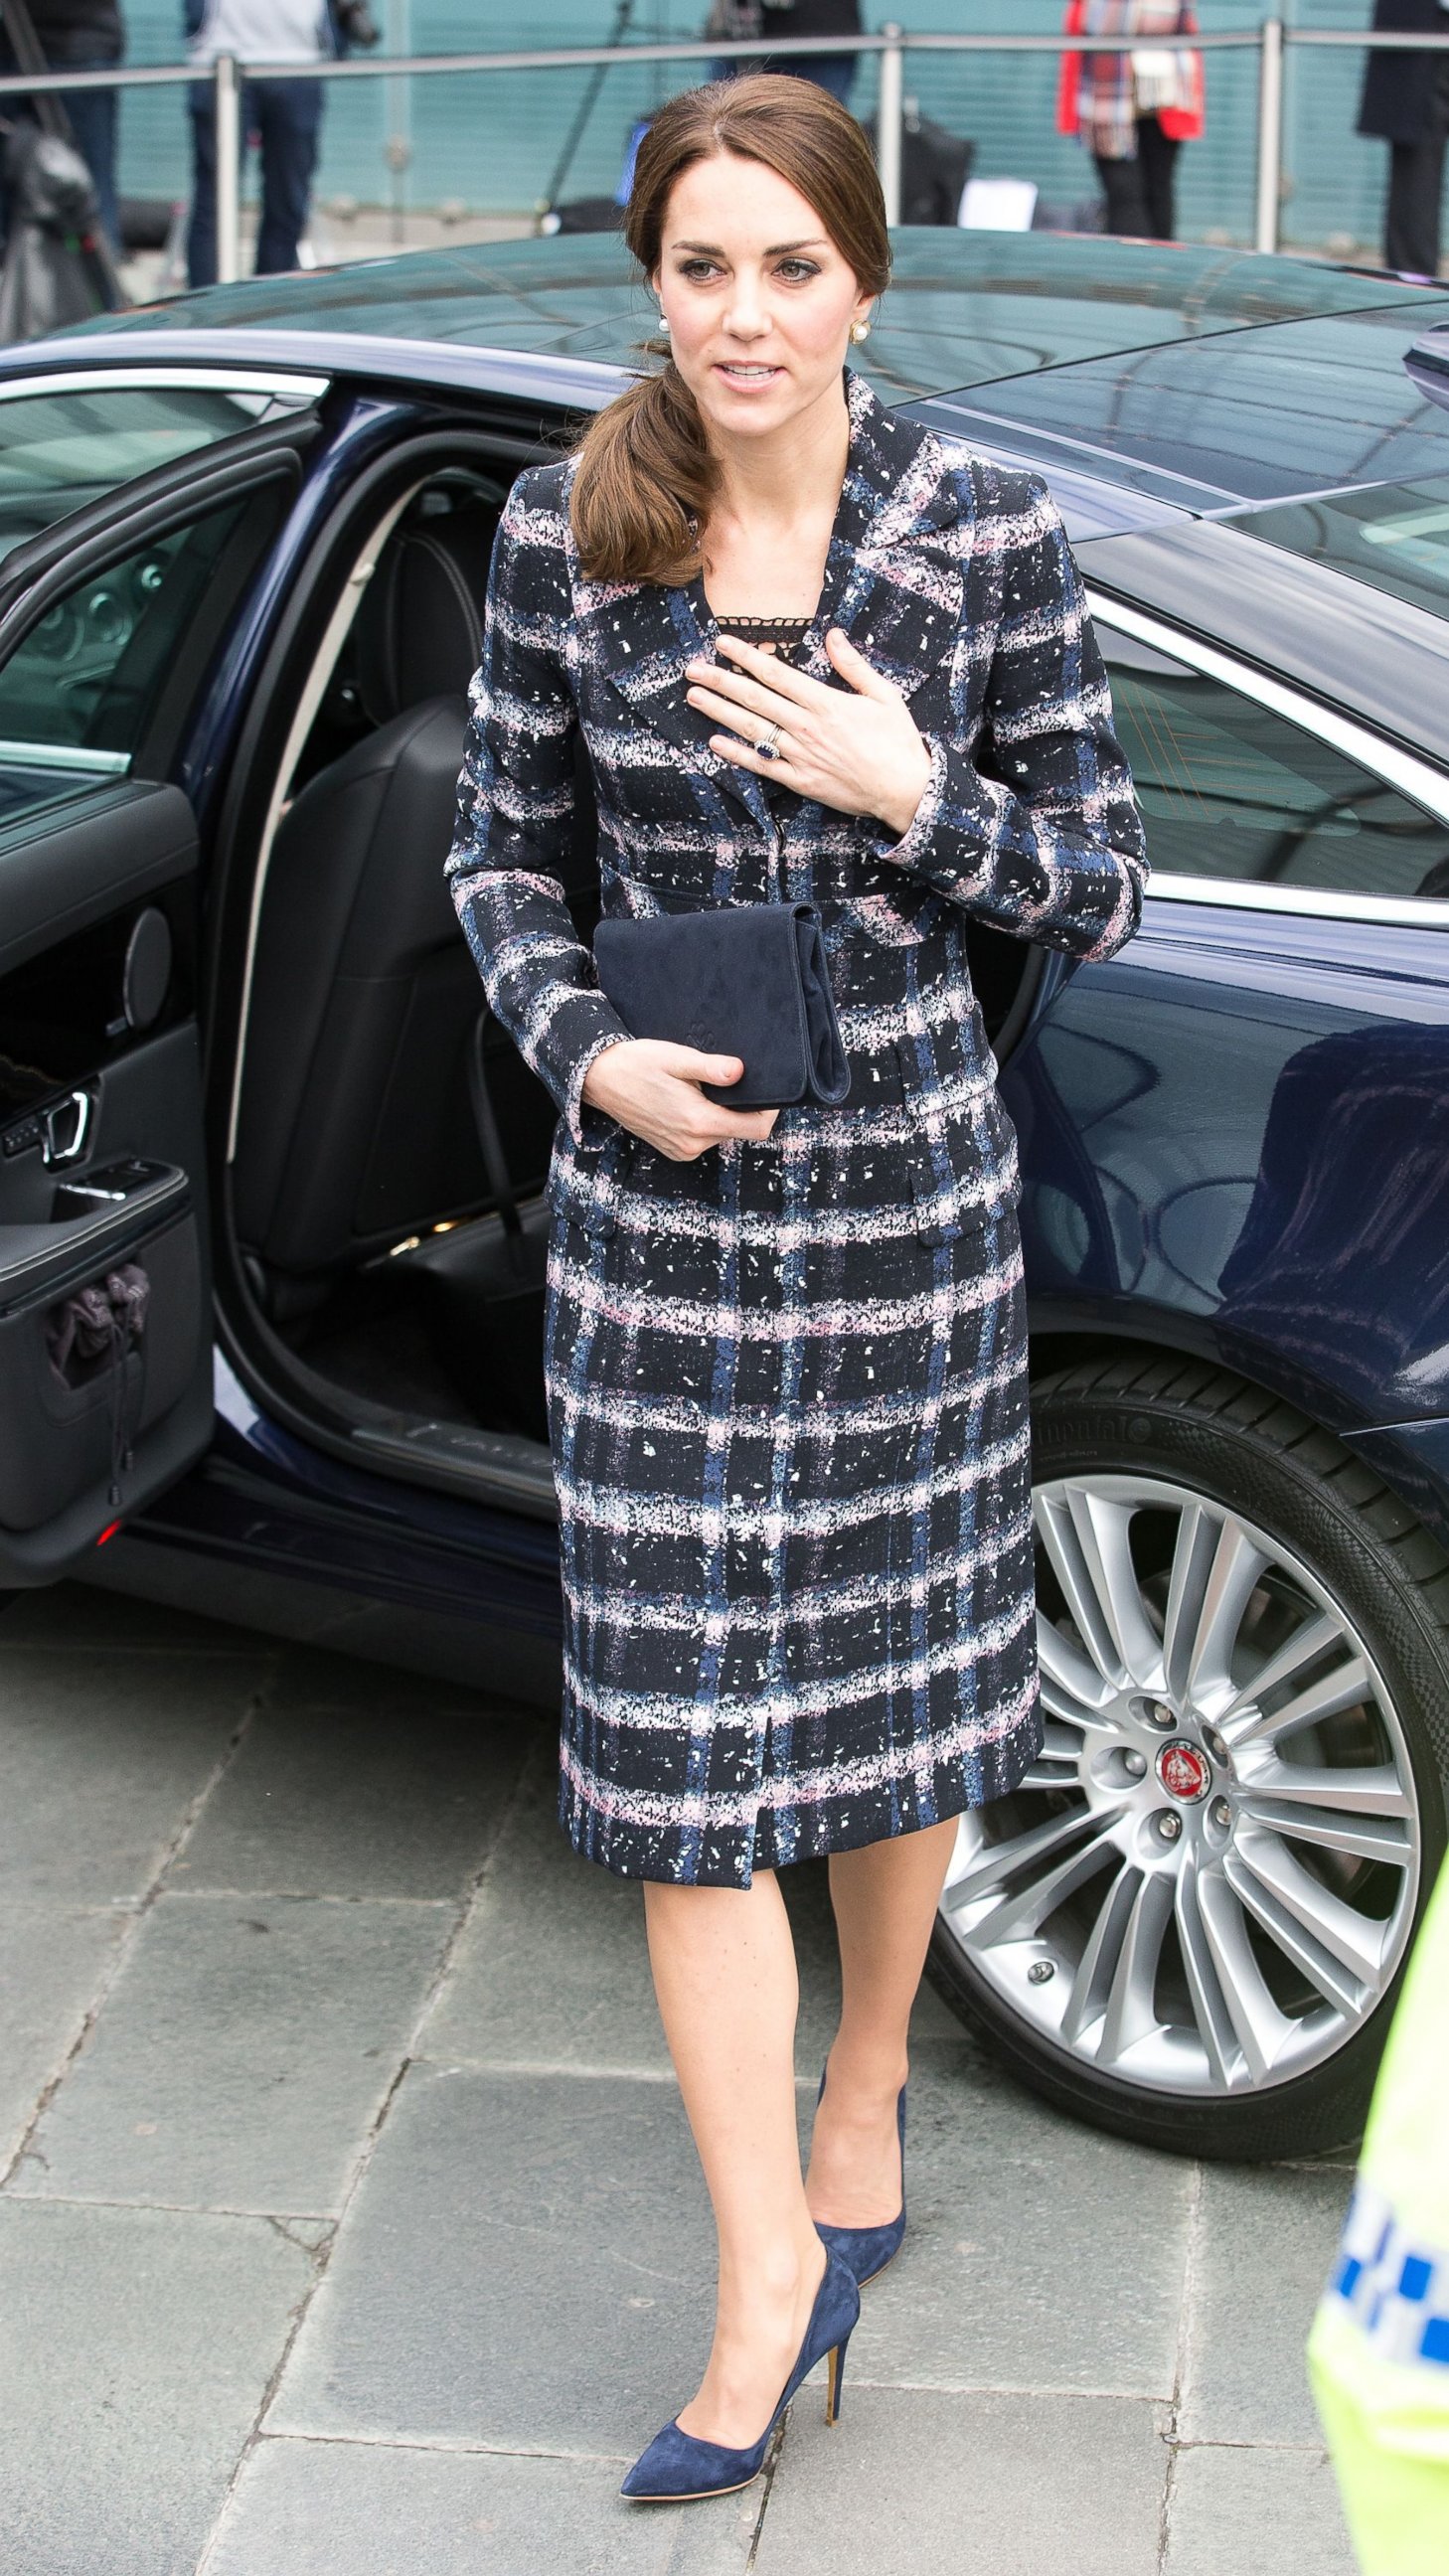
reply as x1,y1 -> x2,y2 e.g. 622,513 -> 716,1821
563,1020 -> 633,1148
871,731 -> 1006,890
873,733 -> 954,873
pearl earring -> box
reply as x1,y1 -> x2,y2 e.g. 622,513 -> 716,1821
656,310 -> 671,335
850,318 -> 871,344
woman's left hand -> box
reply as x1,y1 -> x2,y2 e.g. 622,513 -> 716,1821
685,628 -> 933,842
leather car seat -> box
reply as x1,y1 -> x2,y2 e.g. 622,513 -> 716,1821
233,490 -> 581,1319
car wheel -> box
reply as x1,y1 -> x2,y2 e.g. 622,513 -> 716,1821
928,1352 -> 1449,2161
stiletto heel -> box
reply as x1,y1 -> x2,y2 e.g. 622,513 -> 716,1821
812,2061 -> 907,2288
621,2250 -> 861,2503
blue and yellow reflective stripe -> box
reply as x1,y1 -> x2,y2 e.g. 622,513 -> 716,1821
1331,2180 -> 1449,2370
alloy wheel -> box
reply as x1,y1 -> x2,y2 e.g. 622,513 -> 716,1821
936,1476 -> 1422,2099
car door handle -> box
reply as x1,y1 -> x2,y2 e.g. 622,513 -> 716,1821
42,1089 -> 92,1168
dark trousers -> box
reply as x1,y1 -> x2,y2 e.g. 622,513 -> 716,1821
65,76 -> 119,250
188,80 -> 324,289
1094,113 -> 1181,241
1384,63 -> 1449,277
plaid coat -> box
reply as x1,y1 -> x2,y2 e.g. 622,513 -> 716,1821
446,372 -> 1147,1886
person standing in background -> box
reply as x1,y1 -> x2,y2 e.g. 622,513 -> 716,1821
0,1 -> 125,250
185,0 -> 347,287
1359,0 -> 1449,282
708,1 -> 863,110
1057,0 -> 1205,242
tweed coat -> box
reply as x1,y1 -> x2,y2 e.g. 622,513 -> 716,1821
446,370 -> 1147,1886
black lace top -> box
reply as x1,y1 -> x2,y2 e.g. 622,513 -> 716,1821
708,610 -> 813,666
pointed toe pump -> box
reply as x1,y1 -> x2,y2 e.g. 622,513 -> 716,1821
620,2250 -> 860,2504
812,2064 -> 907,2289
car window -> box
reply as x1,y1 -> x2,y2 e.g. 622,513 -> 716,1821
0,487 -> 287,824
0,383 -> 309,561
1226,477 -> 1449,629
1097,626 -> 1449,904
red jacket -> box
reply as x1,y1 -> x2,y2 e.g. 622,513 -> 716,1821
1057,1 -> 1207,143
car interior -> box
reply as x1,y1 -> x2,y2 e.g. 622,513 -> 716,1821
225,456 -> 1041,1492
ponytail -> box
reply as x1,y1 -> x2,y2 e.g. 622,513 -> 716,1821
570,352 -> 718,588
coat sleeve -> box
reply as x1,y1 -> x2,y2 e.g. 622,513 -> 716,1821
445,470 -> 631,1147
874,469 -> 1148,964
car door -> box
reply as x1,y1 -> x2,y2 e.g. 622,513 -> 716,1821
0,370 -> 324,1583
1004,593 -> 1449,1426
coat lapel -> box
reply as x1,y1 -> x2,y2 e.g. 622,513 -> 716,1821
593,371 -> 963,832
590,562 -> 772,831
799,373 -> 965,706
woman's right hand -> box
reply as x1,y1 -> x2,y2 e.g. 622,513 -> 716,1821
581,1039 -> 779,1161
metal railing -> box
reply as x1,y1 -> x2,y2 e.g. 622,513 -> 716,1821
7,22 -> 1449,289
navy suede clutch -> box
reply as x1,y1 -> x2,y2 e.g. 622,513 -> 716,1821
593,901 -> 853,1110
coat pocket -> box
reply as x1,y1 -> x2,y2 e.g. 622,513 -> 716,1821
547,1125 -> 631,1241
893,1037 -> 994,1249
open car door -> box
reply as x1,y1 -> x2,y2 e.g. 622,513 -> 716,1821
0,382 -> 322,1582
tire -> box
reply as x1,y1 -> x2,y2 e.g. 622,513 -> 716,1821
928,1351 -> 1449,2162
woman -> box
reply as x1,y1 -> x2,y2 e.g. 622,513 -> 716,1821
1057,0 -> 1205,242
446,75 -> 1146,2502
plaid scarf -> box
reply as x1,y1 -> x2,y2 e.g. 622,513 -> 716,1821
1078,0 -> 1198,159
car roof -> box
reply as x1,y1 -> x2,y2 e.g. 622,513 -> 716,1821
31,232 -> 1449,745
71,225 -> 1437,407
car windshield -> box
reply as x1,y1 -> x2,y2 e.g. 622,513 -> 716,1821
954,303 -> 1449,502
1227,475 -> 1449,625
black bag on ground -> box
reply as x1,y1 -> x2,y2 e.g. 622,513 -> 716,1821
408,1019 -> 551,1444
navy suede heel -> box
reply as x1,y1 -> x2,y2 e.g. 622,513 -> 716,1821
812,2063 -> 907,2288
620,2249 -> 859,2503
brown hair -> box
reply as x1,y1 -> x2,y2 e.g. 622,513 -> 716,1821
569,74 -> 889,587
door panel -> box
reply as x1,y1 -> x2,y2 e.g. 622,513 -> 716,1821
0,401 -> 320,1583
0,789 -> 212,1579
0,780 -> 196,980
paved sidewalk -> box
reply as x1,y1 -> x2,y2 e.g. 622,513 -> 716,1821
0,1584 -> 1360,2575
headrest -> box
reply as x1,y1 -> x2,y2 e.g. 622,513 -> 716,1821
351,493 -> 497,726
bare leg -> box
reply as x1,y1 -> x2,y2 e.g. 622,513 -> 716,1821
644,1872 -> 826,2448
806,1817 -> 958,2227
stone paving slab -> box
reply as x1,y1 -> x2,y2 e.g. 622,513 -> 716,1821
755,2386 -> 1167,2575
0,1648 -> 265,1902
1181,2166 -> 1350,2446
0,1580 -> 272,1658
421,1753 -> 963,2078
1164,2442 -> 1355,2575
0,1900 -> 127,2167
0,2198 -> 313,2576
200,2434 -> 757,2576
264,1644 -> 524,1721
829,2044 -> 1194,2399
10,1892 -> 454,2216
268,2064 -> 719,2453
175,1700 -> 530,1902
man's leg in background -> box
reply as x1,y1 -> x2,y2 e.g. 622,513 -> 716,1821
186,86 -> 218,287
64,67 -> 120,251
251,79 -> 323,276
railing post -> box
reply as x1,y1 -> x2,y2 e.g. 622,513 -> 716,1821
1254,17 -> 1284,257
214,51 -> 242,284
877,23 -> 903,229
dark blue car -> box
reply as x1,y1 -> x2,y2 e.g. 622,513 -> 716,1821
4,233 -> 1449,2163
